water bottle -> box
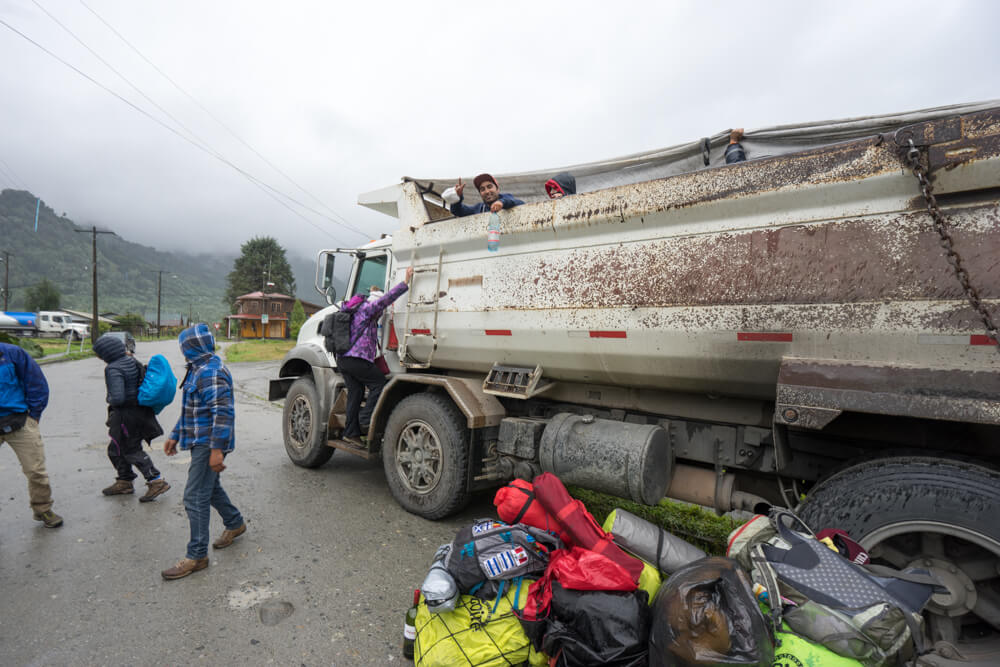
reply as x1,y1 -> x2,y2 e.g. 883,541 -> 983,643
486,212 -> 501,252
403,588 -> 419,660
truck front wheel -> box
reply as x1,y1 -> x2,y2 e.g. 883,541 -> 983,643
798,457 -> 1000,659
282,377 -> 334,468
382,392 -> 470,520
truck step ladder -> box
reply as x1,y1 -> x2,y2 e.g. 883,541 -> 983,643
399,249 -> 443,369
483,363 -> 553,399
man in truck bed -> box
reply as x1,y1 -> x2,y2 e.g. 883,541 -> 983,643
443,173 -> 524,217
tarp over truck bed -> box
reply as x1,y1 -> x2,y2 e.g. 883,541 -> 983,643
392,100 -> 1000,210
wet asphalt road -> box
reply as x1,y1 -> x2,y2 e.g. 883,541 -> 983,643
0,340 -> 495,666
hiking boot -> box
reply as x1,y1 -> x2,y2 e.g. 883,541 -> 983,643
212,522 -> 247,549
33,510 -> 64,528
139,479 -> 170,503
102,479 -> 134,496
161,557 -> 209,580
343,435 -> 366,447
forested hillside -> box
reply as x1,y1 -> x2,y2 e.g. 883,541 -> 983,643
0,189 -> 337,323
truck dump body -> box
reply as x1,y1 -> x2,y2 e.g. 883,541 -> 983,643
375,107 -> 999,421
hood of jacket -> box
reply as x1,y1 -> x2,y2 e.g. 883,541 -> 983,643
547,171 -> 577,196
178,323 -> 216,364
94,334 -> 127,363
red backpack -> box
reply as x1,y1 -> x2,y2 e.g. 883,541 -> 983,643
532,472 -> 645,584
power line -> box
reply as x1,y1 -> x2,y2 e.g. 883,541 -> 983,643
77,0 -> 362,234
0,156 -> 29,191
0,15 -> 369,243
38,0 -> 366,238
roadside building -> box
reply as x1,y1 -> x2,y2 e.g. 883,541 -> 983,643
227,291 -> 322,339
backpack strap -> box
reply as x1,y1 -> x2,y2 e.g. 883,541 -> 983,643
340,303 -> 366,356
751,543 -> 784,633
510,486 -> 535,524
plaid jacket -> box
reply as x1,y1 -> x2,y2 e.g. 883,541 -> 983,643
169,324 -> 235,452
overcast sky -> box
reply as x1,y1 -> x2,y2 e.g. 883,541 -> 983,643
0,0 -> 997,263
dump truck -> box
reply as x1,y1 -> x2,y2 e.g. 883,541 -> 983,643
270,102 -> 1000,660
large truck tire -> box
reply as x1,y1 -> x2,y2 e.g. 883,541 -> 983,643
282,377 -> 334,468
382,392 -> 470,520
798,457 -> 1000,658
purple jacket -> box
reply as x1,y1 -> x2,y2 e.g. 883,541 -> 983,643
342,280 -> 409,362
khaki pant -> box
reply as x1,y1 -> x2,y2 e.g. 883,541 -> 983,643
1,417 -> 54,514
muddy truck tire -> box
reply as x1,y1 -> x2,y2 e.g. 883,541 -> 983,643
798,457 -> 1000,657
282,377 -> 334,468
382,392 -> 470,520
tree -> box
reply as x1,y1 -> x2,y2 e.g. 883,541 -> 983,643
225,236 -> 296,312
26,278 -> 60,311
289,299 -> 306,338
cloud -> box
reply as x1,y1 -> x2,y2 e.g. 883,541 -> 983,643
0,0 -> 997,261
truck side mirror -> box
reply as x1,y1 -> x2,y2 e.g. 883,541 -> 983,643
325,285 -> 338,305
316,252 -> 337,302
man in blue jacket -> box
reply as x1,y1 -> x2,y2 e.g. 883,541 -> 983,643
444,173 -> 524,217
161,324 -> 245,580
0,342 -> 62,528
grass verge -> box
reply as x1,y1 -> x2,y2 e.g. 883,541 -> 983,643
568,486 -> 741,555
225,339 -> 295,363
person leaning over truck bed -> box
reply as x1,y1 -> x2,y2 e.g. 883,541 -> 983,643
725,128 -> 747,164
442,173 -> 524,217
544,171 -> 577,199
339,266 -> 413,447
0,341 -> 62,528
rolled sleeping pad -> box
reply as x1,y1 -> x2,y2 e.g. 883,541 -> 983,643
603,508 -> 707,575
420,543 -> 459,613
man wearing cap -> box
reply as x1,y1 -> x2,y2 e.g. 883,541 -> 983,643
442,173 -> 524,217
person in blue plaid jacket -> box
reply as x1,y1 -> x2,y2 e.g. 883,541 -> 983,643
161,323 -> 246,580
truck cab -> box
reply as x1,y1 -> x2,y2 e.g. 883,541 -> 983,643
38,311 -> 89,340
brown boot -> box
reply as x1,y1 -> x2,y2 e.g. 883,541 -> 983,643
102,479 -> 134,496
212,523 -> 247,549
161,557 -> 209,580
139,479 -> 170,503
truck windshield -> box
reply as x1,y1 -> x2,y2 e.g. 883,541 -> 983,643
351,255 -> 387,298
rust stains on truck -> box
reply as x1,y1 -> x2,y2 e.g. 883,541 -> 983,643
503,203 -> 999,313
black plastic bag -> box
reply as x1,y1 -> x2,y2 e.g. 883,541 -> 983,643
649,557 -> 773,667
522,582 -> 650,667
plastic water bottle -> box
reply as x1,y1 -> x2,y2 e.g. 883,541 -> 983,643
403,588 -> 419,660
487,212 -> 501,252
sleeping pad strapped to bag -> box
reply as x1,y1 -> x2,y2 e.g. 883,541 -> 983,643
532,472 -> 645,584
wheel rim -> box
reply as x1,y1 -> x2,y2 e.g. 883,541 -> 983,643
287,395 -> 312,450
393,419 -> 443,495
863,521 -> 1000,659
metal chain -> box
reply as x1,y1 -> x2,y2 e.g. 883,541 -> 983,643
902,139 -> 1000,351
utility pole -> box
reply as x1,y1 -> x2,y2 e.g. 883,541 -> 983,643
74,226 -> 114,345
1,251 -> 10,311
156,270 -> 165,336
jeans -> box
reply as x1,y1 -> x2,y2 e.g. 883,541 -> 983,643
337,355 -> 387,438
183,445 -> 243,559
